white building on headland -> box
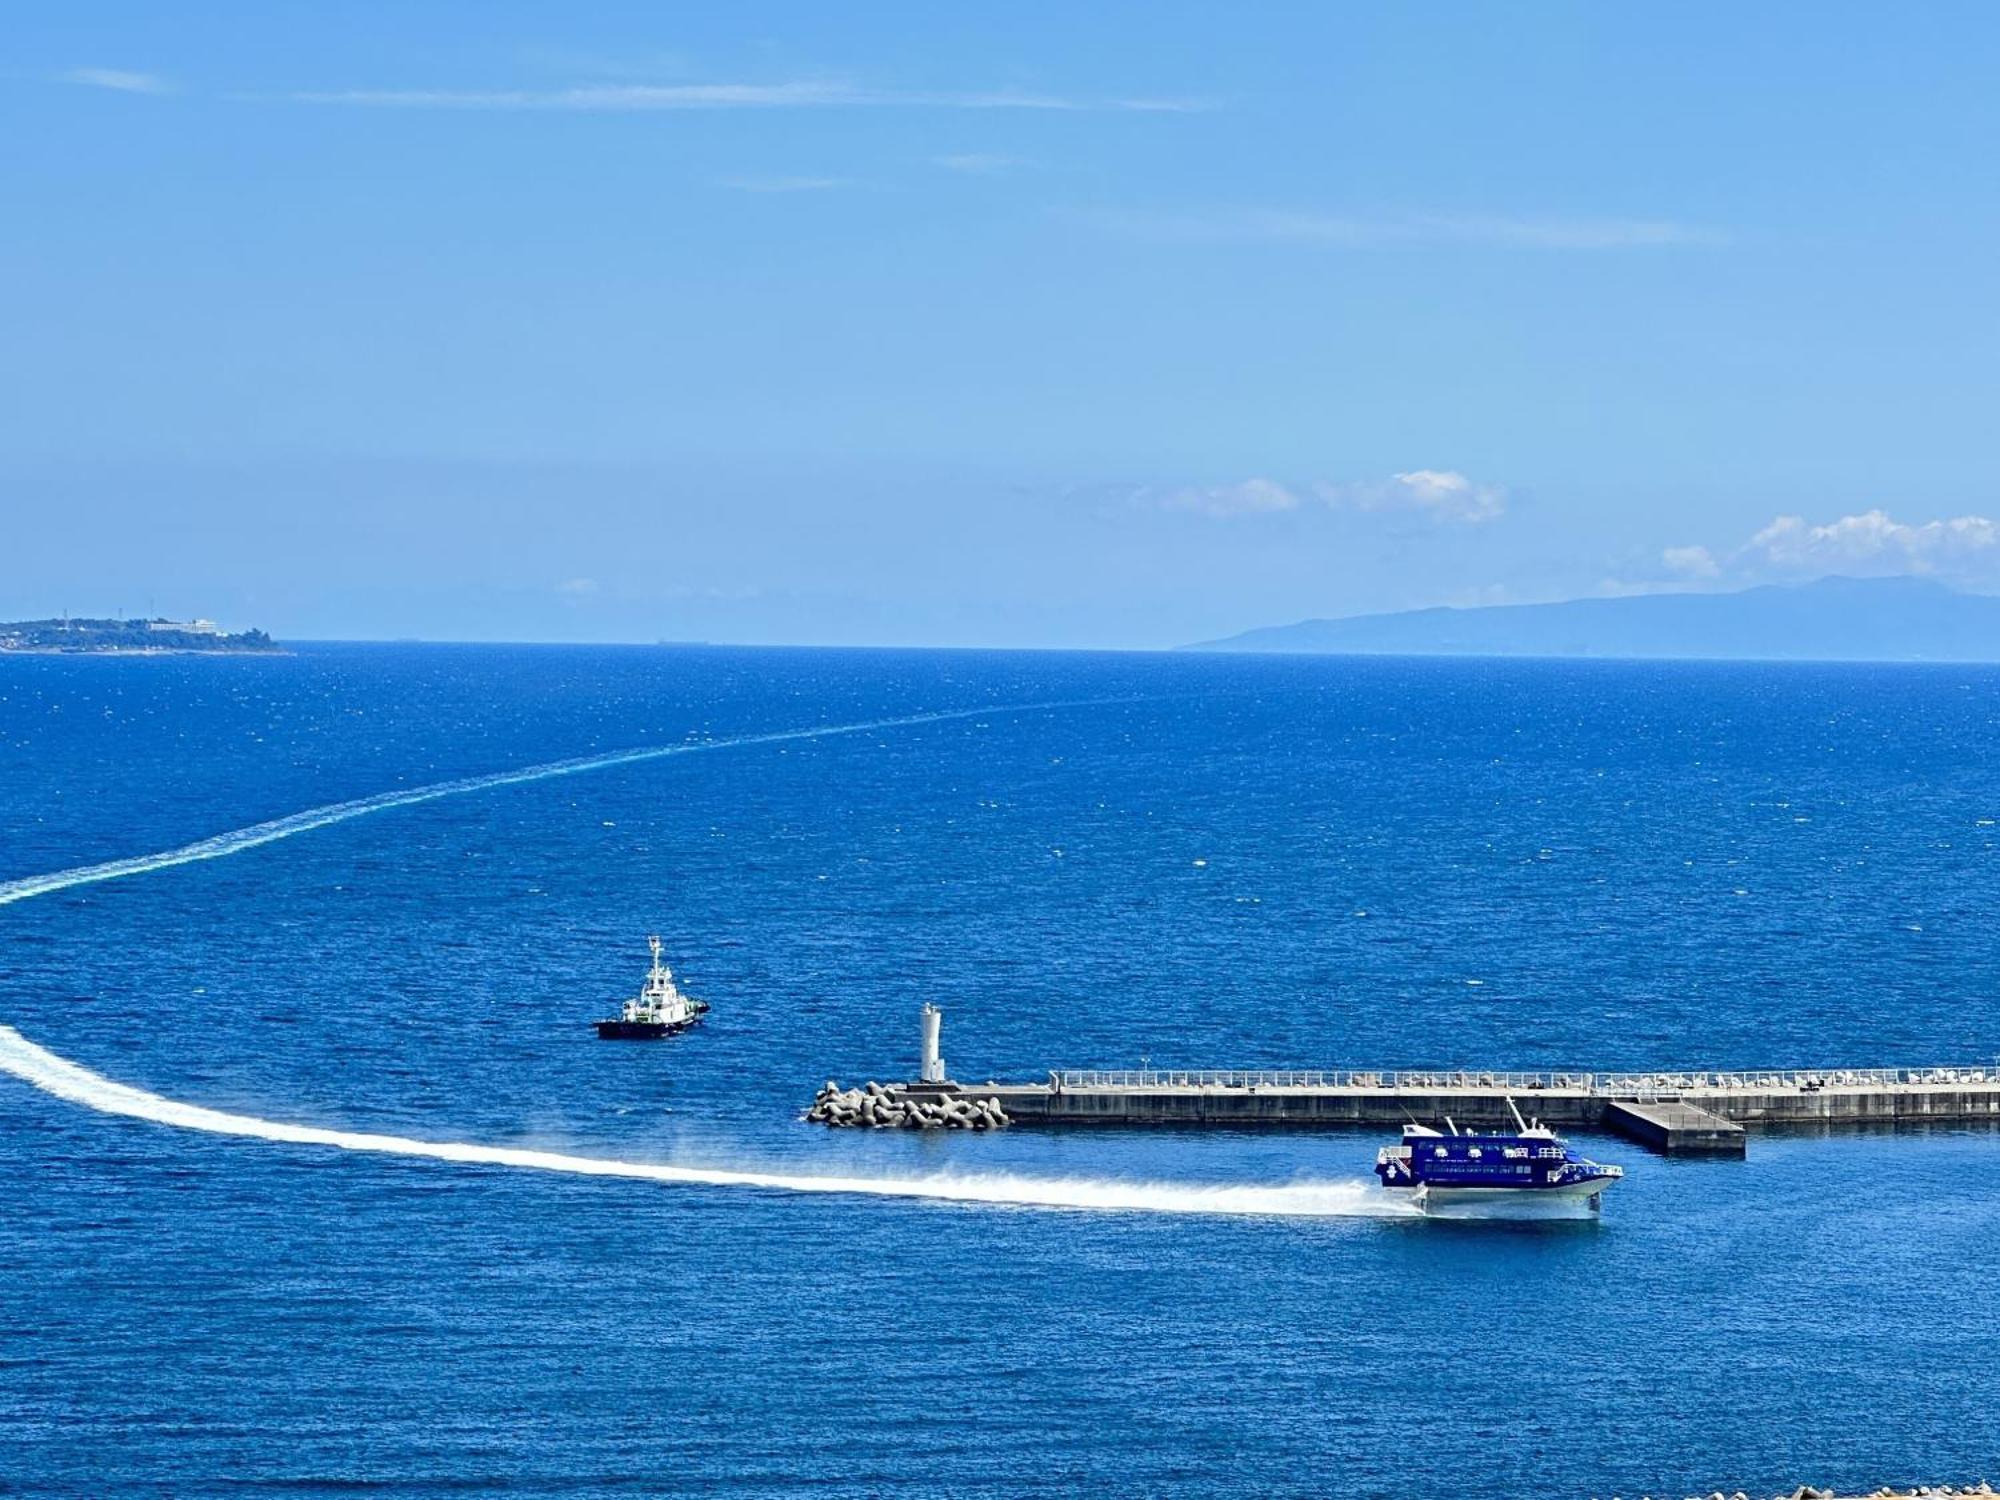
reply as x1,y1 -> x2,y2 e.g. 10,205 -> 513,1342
146,618 -> 222,635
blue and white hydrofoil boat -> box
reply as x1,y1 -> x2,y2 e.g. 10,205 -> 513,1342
1374,1098 -> 1623,1216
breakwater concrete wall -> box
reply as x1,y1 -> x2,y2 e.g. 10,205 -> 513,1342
1603,1100 -> 1744,1156
853,1070 -> 2000,1156
846,1017 -> 2000,1156
967,1079 -> 2000,1125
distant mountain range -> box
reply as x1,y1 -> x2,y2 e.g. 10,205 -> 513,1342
1187,576 -> 2000,662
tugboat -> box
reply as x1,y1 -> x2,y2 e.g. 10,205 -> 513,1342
594,937 -> 710,1040
1374,1098 -> 1623,1214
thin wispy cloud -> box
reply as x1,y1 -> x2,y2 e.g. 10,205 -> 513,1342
278,82 -> 1207,113
1109,208 -> 1722,251
1151,478 -> 1302,519
718,175 -> 853,194
285,81 -> 855,110
1660,545 -> 1722,580
59,67 -> 173,95
513,46 -> 698,81
931,152 -> 1026,175
1320,470 -> 1507,523
1133,470 -> 1507,523
1437,214 -> 1715,250
1108,97 -> 1210,114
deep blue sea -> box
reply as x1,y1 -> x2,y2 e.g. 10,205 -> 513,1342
2,645 -> 1996,1497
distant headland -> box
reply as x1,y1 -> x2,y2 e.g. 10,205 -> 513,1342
0,617 -> 282,655
1186,576 -> 2000,663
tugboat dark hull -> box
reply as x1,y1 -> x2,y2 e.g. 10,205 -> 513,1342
594,1016 -> 702,1040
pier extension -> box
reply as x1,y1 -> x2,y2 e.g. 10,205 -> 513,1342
813,1012 -> 2000,1157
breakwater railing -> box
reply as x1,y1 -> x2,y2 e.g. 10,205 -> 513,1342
1048,1065 -> 1999,1094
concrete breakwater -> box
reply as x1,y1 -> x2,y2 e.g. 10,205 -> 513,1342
848,1010 -> 2000,1156
818,1065 -> 2000,1156
807,1080 -> 1010,1131
937,1064 -> 2000,1156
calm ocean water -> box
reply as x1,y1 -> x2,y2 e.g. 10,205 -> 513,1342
1,644 -> 1995,1497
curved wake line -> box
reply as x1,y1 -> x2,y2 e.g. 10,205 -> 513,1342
0,702 -> 1068,909
0,1027 -> 1399,1217
0,694 -> 1402,1219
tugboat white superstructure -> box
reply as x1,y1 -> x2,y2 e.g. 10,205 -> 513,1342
1375,1097 -> 1623,1215
594,937 -> 710,1040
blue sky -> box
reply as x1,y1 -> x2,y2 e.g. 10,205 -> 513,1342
5,3 -> 2000,646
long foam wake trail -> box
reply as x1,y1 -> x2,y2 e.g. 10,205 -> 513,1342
0,1027 -> 1399,1217
0,695 -> 1404,1218
0,703 -> 1045,910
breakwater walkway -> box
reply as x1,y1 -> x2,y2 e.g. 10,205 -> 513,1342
866,1063 -> 2000,1157
819,1011 -> 2000,1156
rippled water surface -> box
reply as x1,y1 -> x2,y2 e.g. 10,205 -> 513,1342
2,645 -> 1995,1496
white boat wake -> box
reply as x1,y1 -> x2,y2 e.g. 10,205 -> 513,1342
0,704 -> 1040,910
0,701 -> 1404,1220
0,1026 -> 1399,1217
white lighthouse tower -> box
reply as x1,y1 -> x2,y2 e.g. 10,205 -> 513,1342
920,1003 -> 947,1084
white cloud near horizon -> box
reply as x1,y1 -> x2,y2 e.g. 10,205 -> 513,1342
1746,509 -> 2000,575
60,67 -> 173,94
1154,477 -> 1302,518
276,82 -> 1207,113
1110,208 -> 1722,251
1320,469 -> 1507,522
1143,470 -> 1505,522
1661,508 -> 2000,585
1659,544 -> 1722,579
